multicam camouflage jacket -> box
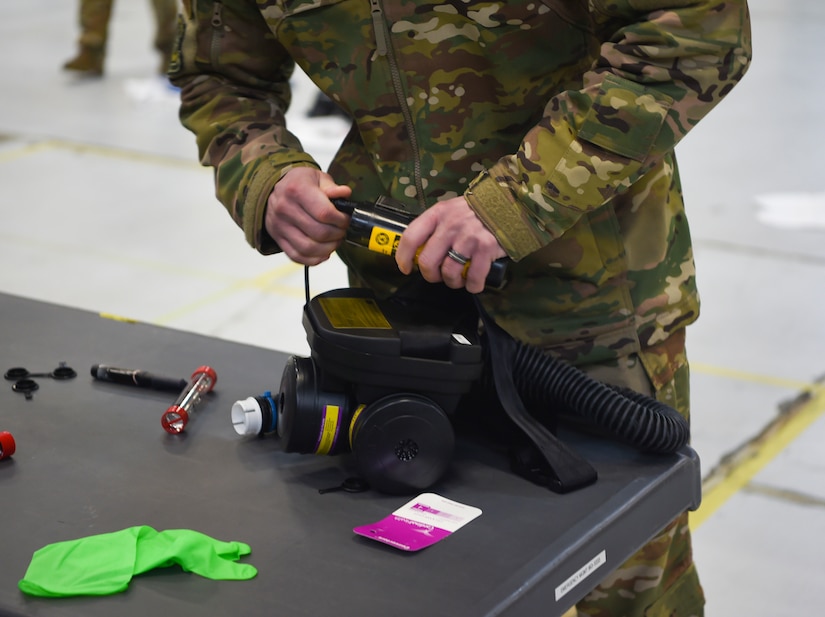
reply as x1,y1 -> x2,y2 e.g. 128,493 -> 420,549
170,0 -> 751,378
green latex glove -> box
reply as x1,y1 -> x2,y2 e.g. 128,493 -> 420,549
18,526 -> 257,597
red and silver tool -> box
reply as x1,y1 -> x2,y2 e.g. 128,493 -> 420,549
161,366 -> 217,434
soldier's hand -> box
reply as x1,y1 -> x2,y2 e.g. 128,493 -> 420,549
265,167 -> 352,265
396,196 -> 506,294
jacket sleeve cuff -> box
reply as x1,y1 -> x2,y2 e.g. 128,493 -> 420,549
464,170 -> 544,262
244,158 -> 320,254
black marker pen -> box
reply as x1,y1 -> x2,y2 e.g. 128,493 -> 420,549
90,364 -> 187,393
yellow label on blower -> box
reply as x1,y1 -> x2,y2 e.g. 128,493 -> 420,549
318,297 -> 392,329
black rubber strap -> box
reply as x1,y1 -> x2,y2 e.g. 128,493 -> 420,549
474,297 -> 598,493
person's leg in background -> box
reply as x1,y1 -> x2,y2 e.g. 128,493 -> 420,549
63,0 -> 114,76
150,0 -> 177,74
575,336 -> 704,617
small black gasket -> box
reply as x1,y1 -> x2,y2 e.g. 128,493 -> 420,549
5,364 -> 78,381
51,366 -> 78,380
5,363 -> 77,400
318,477 -> 370,495
4,367 -> 30,381
12,378 -> 39,400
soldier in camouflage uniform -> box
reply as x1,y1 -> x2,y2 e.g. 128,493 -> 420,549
170,1 -> 751,614
63,0 -> 178,76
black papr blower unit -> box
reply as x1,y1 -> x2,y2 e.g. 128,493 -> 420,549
231,281 -> 690,496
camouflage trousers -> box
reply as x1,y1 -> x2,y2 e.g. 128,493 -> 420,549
74,0 -> 177,54
574,341 -> 704,617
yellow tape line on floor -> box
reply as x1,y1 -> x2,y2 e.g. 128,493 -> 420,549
690,362 -> 825,530
152,262 -> 306,325
0,138 -> 202,169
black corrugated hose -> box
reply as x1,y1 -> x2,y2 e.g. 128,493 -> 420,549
509,338 -> 690,454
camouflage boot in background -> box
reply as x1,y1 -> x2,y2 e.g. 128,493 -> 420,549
62,45 -> 105,75
63,0 -> 113,76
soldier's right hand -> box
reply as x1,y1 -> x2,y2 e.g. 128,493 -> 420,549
265,167 -> 352,265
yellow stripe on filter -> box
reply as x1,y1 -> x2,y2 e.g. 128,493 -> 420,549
315,405 -> 341,455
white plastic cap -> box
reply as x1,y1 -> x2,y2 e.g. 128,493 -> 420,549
231,396 -> 264,436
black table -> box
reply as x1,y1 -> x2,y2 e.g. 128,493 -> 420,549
0,292 -> 700,617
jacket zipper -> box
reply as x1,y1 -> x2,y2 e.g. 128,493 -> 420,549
369,0 -> 425,211
210,2 -> 223,66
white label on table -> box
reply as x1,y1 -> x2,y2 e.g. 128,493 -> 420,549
555,550 -> 607,601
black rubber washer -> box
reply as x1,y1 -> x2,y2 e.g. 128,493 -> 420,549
4,367 -> 28,381
12,379 -> 39,394
51,366 -> 77,380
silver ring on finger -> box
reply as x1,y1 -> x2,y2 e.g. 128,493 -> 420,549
446,249 -> 470,266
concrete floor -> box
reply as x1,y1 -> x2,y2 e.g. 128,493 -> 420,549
1,1 -> 824,614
